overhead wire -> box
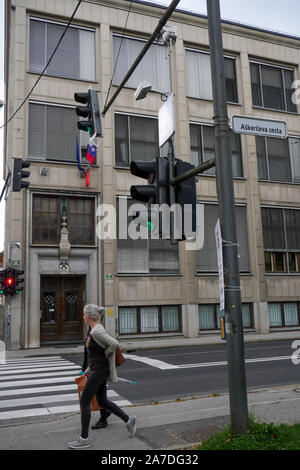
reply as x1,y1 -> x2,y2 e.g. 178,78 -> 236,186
103,0 -> 133,111
0,0 -> 83,131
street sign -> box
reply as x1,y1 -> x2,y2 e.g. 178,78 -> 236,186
232,115 -> 287,138
215,219 -> 225,311
158,93 -> 175,147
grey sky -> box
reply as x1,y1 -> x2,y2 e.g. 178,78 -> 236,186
0,0 -> 300,251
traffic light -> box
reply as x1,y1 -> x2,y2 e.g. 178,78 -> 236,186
130,157 -> 170,205
173,160 -> 197,239
4,268 -> 15,296
0,268 -> 24,296
74,89 -> 102,137
14,269 -> 24,294
12,158 -> 31,192
0,270 -> 5,295
130,160 -> 157,203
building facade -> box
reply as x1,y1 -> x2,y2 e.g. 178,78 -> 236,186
3,0 -> 300,349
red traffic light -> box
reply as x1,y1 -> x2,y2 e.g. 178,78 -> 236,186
5,278 -> 13,286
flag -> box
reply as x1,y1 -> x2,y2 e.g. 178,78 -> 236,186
85,168 -> 90,187
76,136 -> 84,172
86,142 -> 97,165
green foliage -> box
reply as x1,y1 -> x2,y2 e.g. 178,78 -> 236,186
197,415 -> 300,450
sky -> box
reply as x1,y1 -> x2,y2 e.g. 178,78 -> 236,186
1,0 -> 300,252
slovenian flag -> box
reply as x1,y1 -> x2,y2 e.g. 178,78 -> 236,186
86,142 -> 97,165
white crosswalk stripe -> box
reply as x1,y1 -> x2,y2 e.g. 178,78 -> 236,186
0,356 -> 131,421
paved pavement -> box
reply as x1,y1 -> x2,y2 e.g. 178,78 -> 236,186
1,330 -> 300,451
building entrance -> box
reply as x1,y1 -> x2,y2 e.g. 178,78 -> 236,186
40,275 -> 84,343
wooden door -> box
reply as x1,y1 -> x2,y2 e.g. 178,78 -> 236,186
40,276 -> 84,343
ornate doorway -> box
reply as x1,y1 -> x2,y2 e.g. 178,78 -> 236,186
40,276 -> 84,343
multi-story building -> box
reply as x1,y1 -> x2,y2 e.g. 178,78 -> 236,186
3,0 -> 300,349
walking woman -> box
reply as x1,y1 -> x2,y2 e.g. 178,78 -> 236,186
68,304 -> 136,449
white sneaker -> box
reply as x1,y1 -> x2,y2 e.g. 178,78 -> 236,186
68,436 -> 91,449
126,416 -> 136,438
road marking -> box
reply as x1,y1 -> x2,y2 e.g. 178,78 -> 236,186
124,353 -> 293,370
0,356 -> 132,421
124,353 -> 179,370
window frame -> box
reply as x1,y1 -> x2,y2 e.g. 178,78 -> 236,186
269,302 -> 300,328
29,17 -> 96,81
198,303 -> 254,331
185,48 -> 239,103
190,122 -> 243,178
116,197 -> 180,275
256,135 -> 300,184
112,33 -> 171,93
28,101 -> 91,165
118,305 -> 182,335
250,60 -> 297,113
262,206 -> 300,274
31,193 -> 96,246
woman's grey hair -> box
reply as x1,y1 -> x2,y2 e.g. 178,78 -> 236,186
84,304 -> 105,322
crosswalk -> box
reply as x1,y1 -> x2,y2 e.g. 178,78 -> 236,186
0,356 -> 131,421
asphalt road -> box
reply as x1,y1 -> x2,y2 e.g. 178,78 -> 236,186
63,339 -> 300,405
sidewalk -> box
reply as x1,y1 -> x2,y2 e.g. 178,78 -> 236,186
1,384 -> 300,450
1,330 -> 300,450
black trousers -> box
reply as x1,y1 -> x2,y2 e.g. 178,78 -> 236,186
80,367 -> 129,438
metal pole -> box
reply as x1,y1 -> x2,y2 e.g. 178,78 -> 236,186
170,158 -> 216,186
102,0 -> 181,117
206,0 -> 248,434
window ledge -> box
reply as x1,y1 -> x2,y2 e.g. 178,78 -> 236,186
116,273 -> 182,277
265,273 -> 300,276
252,105 -> 299,116
28,158 -> 99,168
259,179 -> 300,186
28,70 -> 98,84
195,272 -> 253,276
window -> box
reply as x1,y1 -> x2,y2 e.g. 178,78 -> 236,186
269,302 -> 300,328
119,305 -> 181,335
186,49 -> 238,103
190,124 -> 243,177
250,61 -> 296,112
113,35 -> 171,93
256,136 -> 300,183
29,18 -> 95,80
199,304 -> 253,330
28,102 -> 90,164
196,204 -> 250,273
115,114 -> 159,168
117,198 -> 179,274
32,195 -> 95,245
262,207 -> 300,273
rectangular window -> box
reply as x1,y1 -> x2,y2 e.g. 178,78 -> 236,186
269,302 -> 300,327
186,49 -> 238,103
250,61 -> 296,112
196,204 -> 250,273
118,305 -> 181,335
256,136 -> 300,183
28,102 -> 90,164
117,198 -> 179,274
115,114 -> 159,168
29,18 -> 95,80
113,35 -> 171,93
32,195 -> 95,245
199,303 -> 253,330
262,207 -> 300,273
190,124 -> 243,177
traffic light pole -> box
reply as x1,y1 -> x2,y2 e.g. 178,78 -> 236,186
206,0 -> 248,434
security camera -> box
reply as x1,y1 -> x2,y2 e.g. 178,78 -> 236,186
134,81 -> 152,101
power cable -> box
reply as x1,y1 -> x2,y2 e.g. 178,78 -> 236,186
0,0 -> 83,131
103,0 -> 133,111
